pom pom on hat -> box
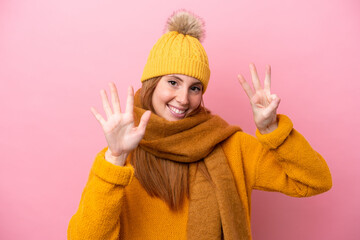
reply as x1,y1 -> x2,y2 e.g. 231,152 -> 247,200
141,9 -> 210,93
165,9 -> 206,42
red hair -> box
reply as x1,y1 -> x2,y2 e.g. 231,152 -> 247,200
132,76 -> 211,211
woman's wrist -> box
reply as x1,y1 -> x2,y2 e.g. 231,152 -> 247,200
105,148 -> 128,166
258,122 -> 278,135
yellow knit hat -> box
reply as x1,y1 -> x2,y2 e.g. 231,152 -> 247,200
141,10 -> 210,93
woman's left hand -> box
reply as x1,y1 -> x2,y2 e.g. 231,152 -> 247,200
237,63 -> 281,134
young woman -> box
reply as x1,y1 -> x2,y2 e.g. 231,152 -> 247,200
68,10 -> 332,240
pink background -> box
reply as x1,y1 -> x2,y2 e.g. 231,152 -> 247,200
1,0 -> 359,239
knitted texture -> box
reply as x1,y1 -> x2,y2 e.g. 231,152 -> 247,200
68,115 -> 332,240
91,150 -> 134,185
141,31 -> 211,92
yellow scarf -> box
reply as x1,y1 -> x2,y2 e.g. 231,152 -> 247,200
133,90 -> 251,239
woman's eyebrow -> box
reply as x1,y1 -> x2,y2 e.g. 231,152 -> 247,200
168,75 -> 184,82
168,75 -> 202,86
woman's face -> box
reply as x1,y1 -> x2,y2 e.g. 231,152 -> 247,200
152,74 -> 203,121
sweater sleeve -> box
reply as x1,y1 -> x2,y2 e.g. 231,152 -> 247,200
67,147 -> 134,240
247,114 -> 332,197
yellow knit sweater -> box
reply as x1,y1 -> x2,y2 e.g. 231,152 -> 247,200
67,115 -> 332,239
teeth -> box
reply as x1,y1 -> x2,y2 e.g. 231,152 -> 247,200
169,105 -> 185,114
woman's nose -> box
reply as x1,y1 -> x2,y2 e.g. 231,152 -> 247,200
176,89 -> 189,105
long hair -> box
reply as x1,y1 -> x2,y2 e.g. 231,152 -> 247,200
132,76 -> 212,211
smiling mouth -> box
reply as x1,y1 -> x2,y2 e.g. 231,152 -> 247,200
167,104 -> 187,117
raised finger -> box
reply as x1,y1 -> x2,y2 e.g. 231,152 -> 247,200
90,107 -> 106,126
264,64 -> 271,95
125,86 -> 134,114
100,89 -> 113,119
249,63 -> 262,91
237,74 -> 254,99
109,82 -> 121,114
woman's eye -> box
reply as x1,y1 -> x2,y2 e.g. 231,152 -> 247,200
191,86 -> 201,92
168,80 -> 177,86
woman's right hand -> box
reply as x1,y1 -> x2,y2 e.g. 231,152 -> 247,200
90,82 -> 151,166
